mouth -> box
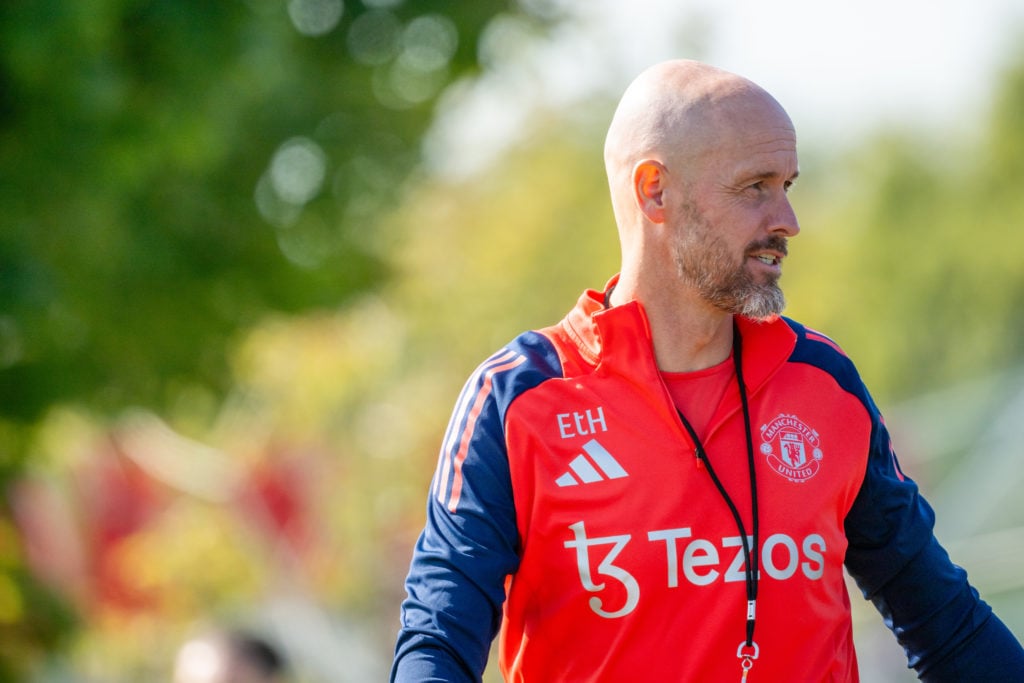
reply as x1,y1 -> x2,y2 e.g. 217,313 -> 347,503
749,251 -> 784,270
747,237 -> 788,270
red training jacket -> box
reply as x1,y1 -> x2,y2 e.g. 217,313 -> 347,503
393,280 -> 1022,682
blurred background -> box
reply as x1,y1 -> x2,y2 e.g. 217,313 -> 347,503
2,0 -> 1024,680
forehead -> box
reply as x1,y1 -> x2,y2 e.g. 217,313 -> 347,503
726,124 -> 799,176
676,88 -> 799,179
693,113 -> 799,185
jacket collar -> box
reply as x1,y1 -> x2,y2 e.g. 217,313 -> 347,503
562,276 -> 797,396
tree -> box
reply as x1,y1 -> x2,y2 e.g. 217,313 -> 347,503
0,1 -> 553,677
0,0 -> 549,426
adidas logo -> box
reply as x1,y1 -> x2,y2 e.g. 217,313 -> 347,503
556,439 -> 628,487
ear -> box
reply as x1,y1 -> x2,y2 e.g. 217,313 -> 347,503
633,160 -> 668,224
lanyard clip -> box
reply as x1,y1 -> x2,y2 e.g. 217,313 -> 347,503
737,640 -> 759,661
737,640 -> 758,681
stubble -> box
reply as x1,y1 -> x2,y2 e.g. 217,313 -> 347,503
674,202 -> 787,320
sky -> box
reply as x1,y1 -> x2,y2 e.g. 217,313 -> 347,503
426,0 -> 1024,177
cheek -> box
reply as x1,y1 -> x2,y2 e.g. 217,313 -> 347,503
700,203 -> 750,236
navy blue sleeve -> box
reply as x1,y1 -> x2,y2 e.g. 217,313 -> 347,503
787,319 -> 1024,679
391,334 -> 562,682
843,385 -> 1024,680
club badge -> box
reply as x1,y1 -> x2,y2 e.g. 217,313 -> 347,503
760,414 -> 822,483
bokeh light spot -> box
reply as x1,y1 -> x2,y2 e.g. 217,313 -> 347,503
287,0 -> 344,37
255,173 -> 301,228
347,9 -> 401,66
269,137 -> 328,206
399,15 -> 458,72
275,213 -> 334,270
388,60 -> 448,106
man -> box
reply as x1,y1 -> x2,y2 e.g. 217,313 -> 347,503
391,60 -> 1024,681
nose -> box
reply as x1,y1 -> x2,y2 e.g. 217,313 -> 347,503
769,194 -> 800,237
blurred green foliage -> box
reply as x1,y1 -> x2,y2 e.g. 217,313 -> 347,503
0,0 -> 551,678
0,0 -> 532,426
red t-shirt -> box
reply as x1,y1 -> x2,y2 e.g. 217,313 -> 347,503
661,354 -> 735,441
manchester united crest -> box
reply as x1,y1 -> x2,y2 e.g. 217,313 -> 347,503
760,414 -> 823,483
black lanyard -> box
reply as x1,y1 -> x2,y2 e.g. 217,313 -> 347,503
674,321 -> 760,678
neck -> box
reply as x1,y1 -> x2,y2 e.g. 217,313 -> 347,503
610,274 -> 734,373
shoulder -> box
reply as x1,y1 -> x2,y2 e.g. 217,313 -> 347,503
464,330 -> 566,419
781,317 -> 868,401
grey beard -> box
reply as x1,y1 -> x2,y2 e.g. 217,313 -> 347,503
688,261 -> 786,320
732,280 -> 786,320
675,203 -> 787,321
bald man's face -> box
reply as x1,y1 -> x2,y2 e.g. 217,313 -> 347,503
667,93 -> 800,318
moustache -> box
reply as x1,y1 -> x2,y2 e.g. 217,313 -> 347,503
746,235 -> 788,257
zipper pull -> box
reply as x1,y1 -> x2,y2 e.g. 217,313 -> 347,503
694,446 -> 704,469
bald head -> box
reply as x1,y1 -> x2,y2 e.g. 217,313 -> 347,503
604,60 -> 793,226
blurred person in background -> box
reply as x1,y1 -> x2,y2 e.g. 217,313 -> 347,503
390,59 -> 1024,681
173,629 -> 287,683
